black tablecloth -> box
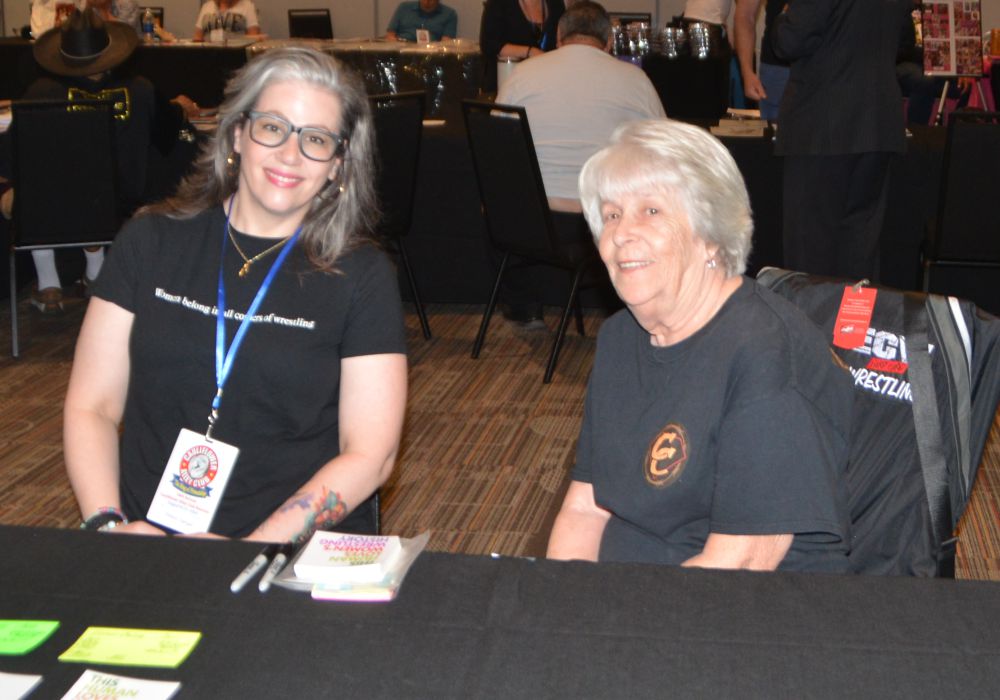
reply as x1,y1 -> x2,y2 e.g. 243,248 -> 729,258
1,525 -> 999,698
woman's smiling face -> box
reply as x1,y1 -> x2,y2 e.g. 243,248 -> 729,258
232,80 -> 343,237
597,188 -> 714,319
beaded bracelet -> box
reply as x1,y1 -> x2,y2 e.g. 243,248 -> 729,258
81,507 -> 129,532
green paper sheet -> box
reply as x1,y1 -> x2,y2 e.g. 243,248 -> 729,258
0,620 -> 60,655
59,627 -> 201,668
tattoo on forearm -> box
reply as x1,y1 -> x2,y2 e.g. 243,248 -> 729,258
283,486 -> 348,544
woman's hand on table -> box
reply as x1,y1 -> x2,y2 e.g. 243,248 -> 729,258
110,520 -> 168,536
182,531 -> 228,540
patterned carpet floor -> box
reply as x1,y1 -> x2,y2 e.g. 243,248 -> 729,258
1,294 -> 998,579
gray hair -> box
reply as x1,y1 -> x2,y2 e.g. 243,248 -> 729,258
557,1 -> 611,45
579,119 -> 753,277
145,46 -> 377,270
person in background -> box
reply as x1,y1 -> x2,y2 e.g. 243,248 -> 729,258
733,0 -> 788,121
673,0 -> 734,119
498,1 -> 664,214
773,0 -> 910,282
30,0 -> 84,37
85,0 -> 139,32
479,0 -> 565,93
385,0 -> 458,42
895,1 -> 969,126
548,119 -> 853,573
63,47 -> 407,543
193,0 -> 261,41
495,0 -> 664,326
10,9 -> 197,313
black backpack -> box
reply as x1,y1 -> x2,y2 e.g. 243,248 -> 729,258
758,268 -> 1000,576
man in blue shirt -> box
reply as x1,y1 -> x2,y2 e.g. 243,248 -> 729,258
385,0 -> 458,42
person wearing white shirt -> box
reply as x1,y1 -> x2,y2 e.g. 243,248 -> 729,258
497,0 -> 664,213
193,0 -> 261,41
30,0 -> 85,38
495,0 -> 664,325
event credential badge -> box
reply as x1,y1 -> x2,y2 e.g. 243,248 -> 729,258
147,429 -> 238,533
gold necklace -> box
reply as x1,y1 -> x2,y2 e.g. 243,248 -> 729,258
227,224 -> 291,278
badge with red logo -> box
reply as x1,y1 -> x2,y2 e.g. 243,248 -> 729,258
175,445 -> 220,497
147,428 -> 239,534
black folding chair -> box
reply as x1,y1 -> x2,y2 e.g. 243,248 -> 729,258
921,111 -> 1000,314
288,8 -> 333,39
8,99 -> 120,357
462,99 -> 601,384
369,91 -> 431,339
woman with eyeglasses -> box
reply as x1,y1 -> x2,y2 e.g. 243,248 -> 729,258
63,47 -> 408,544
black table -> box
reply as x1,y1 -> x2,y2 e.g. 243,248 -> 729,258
2,525 -> 999,698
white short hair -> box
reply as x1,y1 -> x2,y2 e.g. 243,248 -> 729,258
579,119 -> 753,277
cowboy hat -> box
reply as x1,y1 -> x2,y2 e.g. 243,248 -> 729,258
33,8 -> 139,77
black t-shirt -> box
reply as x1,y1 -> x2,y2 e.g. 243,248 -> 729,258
94,207 -> 407,536
574,279 -> 853,572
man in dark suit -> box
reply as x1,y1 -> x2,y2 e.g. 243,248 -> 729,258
773,0 -> 911,282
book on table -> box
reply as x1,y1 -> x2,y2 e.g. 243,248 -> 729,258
293,532 -> 403,585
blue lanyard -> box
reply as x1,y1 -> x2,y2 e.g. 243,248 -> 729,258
207,203 -> 302,438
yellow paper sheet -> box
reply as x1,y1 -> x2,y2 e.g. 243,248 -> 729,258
58,627 -> 201,668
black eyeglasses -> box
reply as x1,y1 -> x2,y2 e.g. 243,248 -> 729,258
242,111 -> 347,162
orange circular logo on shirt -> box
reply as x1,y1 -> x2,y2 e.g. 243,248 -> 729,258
644,423 -> 688,487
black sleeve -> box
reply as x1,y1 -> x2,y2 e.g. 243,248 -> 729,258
341,248 -> 408,358
479,0 -> 506,64
92,214 -> 156,312
711,391 -> 848,543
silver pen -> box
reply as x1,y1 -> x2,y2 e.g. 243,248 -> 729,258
230,544 -> 279,593
258,543 -> 295,593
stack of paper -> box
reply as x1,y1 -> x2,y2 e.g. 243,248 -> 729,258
293,532 -> 403,585
279,531 -> 429,602
710,118 -> 767,138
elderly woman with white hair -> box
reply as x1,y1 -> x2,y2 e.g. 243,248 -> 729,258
547,120 -> 854,573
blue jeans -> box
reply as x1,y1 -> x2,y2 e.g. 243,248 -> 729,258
759,62 -> 790,121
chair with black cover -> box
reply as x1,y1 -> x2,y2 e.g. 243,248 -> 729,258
921,111 -> 1000,314
462,99 -> 600,384
288,8 -> 333,39
369,90 -> 431,339
8,98 -> 120,358
758,267 -> 1000,576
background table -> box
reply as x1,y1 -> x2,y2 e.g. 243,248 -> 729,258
2,525 -> 999,698
0,40 -> 249,107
